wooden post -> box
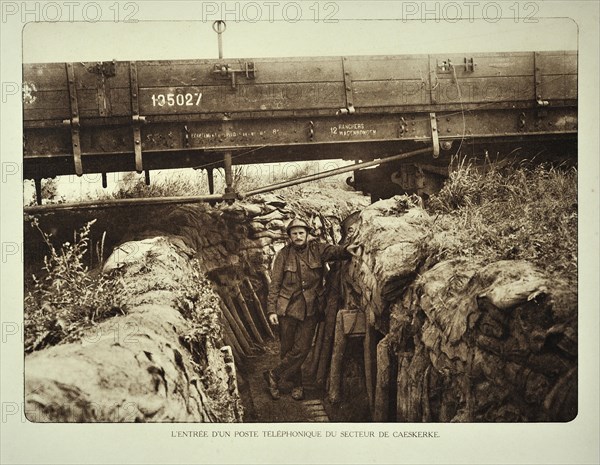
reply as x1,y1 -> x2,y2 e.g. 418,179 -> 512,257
221,315 -> 246,361
222,294 -> 255,346
243,278 -> 275,339
233,284 -> 265,346
363,324 -> 377,415
315,294 -> 342,386
219,300 -> 253,355
373,335 -> 391,422
327,311 -> 347,403
396,354 -> 408,422
422,365 -> 432,422
305,321 -> 325,382
396,347 -> 428,422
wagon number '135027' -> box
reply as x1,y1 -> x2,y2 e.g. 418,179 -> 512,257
151,92 -> 203,107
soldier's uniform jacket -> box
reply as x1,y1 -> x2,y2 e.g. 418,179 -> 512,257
267,240 -> 351,320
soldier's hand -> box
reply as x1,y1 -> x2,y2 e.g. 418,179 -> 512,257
346,243 -> 361,256
268,313 -> 279,326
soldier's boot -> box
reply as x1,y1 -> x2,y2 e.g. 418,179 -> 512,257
263,370 -> 280,400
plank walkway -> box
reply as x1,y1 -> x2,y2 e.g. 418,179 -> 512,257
239,340 -> 330,423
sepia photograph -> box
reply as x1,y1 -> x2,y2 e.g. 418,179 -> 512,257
1,1 -> 599,464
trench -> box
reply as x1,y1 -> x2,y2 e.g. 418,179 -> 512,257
24,190 -> 374,422
23,190 -> 577,423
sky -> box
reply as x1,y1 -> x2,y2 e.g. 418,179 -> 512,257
22,16 -> 578,63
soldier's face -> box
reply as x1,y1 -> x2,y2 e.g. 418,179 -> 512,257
289,227 -> 308,247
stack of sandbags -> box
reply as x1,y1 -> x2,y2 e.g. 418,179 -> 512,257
339,195 -> 576,422
392,258 -> 577,422
345,195 -> 432,331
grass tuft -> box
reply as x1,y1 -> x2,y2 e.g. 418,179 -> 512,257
427,159 -> 577,281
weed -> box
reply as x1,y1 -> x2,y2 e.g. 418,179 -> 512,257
427,160 -> 577,281
105,161 -> 352,201
24,218 -> 128,353
110,171 -> 206,199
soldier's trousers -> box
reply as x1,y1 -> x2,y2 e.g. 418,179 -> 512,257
272,315 -> 317,387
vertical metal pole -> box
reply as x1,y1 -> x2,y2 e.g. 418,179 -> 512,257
65,62 -> 82,176
206,167 -> 215,194
224,151 -> 234,194
101,173 -> 108,189
218,31 -> 223,59
130,62 -> 144,173
144,169 -> 151,186
34,178 -> 42,205
213,21 -> 226,59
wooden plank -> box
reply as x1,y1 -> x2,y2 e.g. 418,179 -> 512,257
23,64 -> 66,92
254,59 -> 343,83
136,62 -> 213,87
23,130 -> 70,155
23,62 -> 130,91
540,74 -> 577,100
73,62 -> 130,89
136,59 -> 344,87
434,107 -> 577,136
374,336 -> 391,422
353,79 -> 430,107
23,90 -> 69,110
327,311 -> 347,403
354,75 -> 547,108
138,82 -> 345,114
305,321 -> 324,382
100,88 -> 132,116
233,285 -> 264,346
434,76 -> 534,103
23,108 -> 71,121
363,325 -> 377,414
24,89 -> 101,111
23,88 -> 131,120
537,51 -> 577,75
26,125 -> 131,155
430,53 -> 533,78
348,53 -> 533,81
78,126 -> 131,153
346,56 -> 429,81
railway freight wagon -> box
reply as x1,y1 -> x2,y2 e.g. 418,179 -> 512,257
22,51 -> 577,203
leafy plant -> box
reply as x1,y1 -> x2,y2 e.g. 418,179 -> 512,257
24,218 -> 127,352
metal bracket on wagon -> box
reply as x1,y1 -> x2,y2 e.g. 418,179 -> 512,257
213,62 -> 256,89
429,112 -> 440,158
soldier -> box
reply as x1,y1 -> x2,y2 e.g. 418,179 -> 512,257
264,217 -> 355,401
